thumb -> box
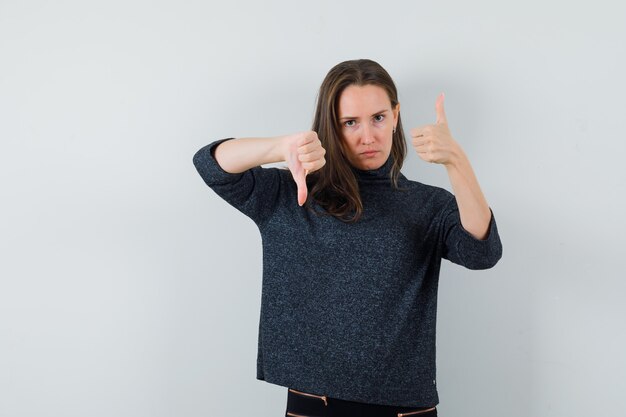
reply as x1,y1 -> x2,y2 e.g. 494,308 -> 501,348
295,169 -> 308,206
435,92 -> 447,124
286,138 -> 309,207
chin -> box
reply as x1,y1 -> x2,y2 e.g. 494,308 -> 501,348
359,158 -> 384,170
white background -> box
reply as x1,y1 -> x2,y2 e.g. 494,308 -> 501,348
1,1 -> 625,416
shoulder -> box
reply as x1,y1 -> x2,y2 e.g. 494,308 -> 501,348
397,174 -> 454,205
386,174 -> 456,224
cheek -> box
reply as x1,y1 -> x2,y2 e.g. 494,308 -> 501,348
341,132 -> 358,147
338,134 -> 353,153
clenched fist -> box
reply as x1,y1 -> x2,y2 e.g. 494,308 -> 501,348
283,131 -> 326,206
410,93 -> 461,166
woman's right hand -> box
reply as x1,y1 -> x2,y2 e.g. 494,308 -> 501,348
282,131 -> 326,206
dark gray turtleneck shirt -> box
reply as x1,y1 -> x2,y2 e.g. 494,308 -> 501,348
193,137 -> 502,407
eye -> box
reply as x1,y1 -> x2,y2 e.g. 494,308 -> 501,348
374,114 -> 385,122
344,120 -> 356,127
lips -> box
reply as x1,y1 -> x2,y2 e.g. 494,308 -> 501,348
361,150 -> 378,157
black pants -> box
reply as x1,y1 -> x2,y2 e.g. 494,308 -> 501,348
285,387 -> 437,417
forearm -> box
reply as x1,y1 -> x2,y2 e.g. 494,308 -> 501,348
445,149 -> 492,240
213,136 -> 287,174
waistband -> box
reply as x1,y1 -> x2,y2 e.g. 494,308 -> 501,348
286,387 -> 437,417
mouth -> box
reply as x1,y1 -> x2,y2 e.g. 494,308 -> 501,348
361,150 -> 378,157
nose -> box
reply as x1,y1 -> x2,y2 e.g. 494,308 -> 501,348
361,123 -> 374,145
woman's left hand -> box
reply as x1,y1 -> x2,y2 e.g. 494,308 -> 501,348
410,93 -> 461,167
411,93 -> 493,240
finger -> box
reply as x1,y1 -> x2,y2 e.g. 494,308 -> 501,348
299,137 -> 323,154
304,156 -> 325,173
410,127 -> 425,137
416,151 -> 437,164
300,146 -> 326,163
416,151 -> 432,163
413,138 -> 428,147
414,145 -> 431,155
295,171 -> 308,206
298,131 -> 318,146
413,132 -> 434,147
435,92 -> 447,125
414,141 -> 436,157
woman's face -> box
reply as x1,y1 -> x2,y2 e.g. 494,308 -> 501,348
337,84 -> 400,171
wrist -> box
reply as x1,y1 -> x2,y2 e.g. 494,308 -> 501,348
271,135 -> 290,164
444,143 -> 467,171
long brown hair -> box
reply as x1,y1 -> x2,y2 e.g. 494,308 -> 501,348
305,59 -> 407,223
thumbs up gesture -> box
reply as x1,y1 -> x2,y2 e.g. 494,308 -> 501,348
284,131 -> 326,206
410,93 -> 461,166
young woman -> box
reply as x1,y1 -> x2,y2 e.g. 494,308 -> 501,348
193,59 -> 502,417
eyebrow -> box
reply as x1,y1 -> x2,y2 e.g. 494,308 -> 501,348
339,109 -> 389,121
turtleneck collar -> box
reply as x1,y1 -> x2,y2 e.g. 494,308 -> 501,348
350,153 -> 395,184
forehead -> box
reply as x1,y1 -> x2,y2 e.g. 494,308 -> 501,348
338,84 -> 391,115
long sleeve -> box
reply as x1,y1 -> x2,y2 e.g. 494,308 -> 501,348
439,196 -> 503,270
194,154 -> 502,407
192,137 -> 282,227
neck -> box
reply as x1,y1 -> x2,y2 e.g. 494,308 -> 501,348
351,154 -> 394,184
